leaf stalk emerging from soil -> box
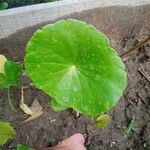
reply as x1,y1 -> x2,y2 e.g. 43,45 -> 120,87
6,88 -> 16,112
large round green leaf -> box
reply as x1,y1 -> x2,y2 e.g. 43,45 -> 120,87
25,19 -> 127,116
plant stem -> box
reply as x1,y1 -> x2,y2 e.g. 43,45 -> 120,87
6,88 -> 16,112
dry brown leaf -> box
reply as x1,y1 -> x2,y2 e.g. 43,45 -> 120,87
20,88 -> 33,115
0,54 -> 7,74
30,99 -> 43,113
22,110 -> 44,123
20,87 -> 44,123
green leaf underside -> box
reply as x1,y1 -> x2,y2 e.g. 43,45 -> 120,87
25,19 -> 127,116
0,121 -> 15,145
0,60 -> 21,89
17,144 -> 32,150
5,61 -> 21,86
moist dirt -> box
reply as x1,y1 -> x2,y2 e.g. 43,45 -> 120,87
0,7 -> 150,150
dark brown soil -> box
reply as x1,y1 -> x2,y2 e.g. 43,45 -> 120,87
0,6 -> 150,150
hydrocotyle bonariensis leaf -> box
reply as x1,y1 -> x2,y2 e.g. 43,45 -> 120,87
25,19 -> 127,116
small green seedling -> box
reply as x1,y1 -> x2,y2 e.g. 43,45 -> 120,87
95,114 -> 110,128
0,120 -> 15,145
117,116 -> 136,138
25,19 -> 127,126
125,116 -> 136,136
0,55 -> 21,111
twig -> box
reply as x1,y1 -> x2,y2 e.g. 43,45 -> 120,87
137,93 -> 146,105
138,68 -> 150,83
120,36 -> 150,58
124,94 -> 134,105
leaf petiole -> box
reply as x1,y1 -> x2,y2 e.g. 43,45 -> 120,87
6,88 -> 16,112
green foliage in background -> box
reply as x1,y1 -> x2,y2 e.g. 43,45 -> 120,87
25,19 -> 127,117
0,120 -> 15,145
0,1 -> 8,10
0,0 -> 59,9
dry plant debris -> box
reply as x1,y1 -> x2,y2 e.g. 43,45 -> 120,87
0,54 -> 7,74
120,36 -> 150,58
138,67 -> 150,83
20,87 -> 44,123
